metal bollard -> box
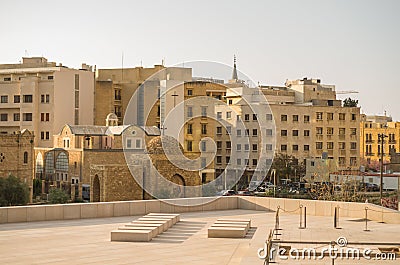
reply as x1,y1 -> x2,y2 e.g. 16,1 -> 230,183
304,206 -> 307,228
299,204 -> 305,229
364,207 -> 370,232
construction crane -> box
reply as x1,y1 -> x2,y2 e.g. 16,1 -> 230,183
336,90 -> 359,94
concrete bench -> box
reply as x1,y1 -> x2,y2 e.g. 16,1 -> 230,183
147,213 -> 180,224
118,226 -> 159,238
125,223 -> 163,234
137,217 -> 173,228
217,219 -> 251,227
214,221 -> 250,230
111,229 -> 153,242
211,223 -> 249,233
208,227 -> 247,238
132,220 -> 169,232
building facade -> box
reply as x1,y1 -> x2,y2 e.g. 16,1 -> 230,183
0,129 -> 34,200
0,57 -> 95,148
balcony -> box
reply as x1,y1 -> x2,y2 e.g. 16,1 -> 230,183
365,152 -> 375,156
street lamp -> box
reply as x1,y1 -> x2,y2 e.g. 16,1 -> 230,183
378,133 -> 388,204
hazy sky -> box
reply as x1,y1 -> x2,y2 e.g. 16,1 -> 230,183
1,0 -> 399,119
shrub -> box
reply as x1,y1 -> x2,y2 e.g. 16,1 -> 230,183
48,188 -> 69,204
0,175 -> 29,206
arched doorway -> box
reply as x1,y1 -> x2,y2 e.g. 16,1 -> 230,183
171,174 -> 185,198
92,175 -> 100,202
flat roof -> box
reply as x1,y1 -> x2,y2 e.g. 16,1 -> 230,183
1,209 -> 398,264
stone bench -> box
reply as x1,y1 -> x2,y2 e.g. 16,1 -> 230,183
217,219 -> 251,227
147,213 -> 180,224
138,217 -> 173,227
118,226 -> 159,238
211,223 -> 249,233
208,227 -> 247,238
111,229 -> 153,242
132,220 -> 169,232
125,223 -> 163,234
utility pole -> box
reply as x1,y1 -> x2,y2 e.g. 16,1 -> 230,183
378,133 -> 388,204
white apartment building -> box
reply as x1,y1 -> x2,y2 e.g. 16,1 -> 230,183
0,57 -> 94,147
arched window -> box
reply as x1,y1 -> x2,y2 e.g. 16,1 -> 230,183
56,152 -> 68,172
35,153 -> 43,173
23,151 -> 28,164
44,152 -> 54,173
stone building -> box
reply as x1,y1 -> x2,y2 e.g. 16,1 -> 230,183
0,129 -> 34,201
0,57 -> 95,148
35,114 -> 201,202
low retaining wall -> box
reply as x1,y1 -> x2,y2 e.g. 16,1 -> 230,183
0,196 -> 399,224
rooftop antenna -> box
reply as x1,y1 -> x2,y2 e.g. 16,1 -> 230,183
162,58 -> 165,66
140,60 -> 143,67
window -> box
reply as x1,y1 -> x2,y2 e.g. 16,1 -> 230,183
0,113 -> 7,121
244,144 -> 250,151
226,111 -> 232,119
266,114 -> 273,120
13,113 -> 20,121
228,99 -> 233,105
226,126 -> 231,134
293,145 -> 299,151
41,131 -> 45,140
339,113 -> 346,120
236,129 -> 241,136
23,152 -> 28,164
1,95 -> 8,103
327,113 -> 334,120
41,113 -> 50,122
244,114 -> 250,121
350,128 -> 357,135
351,142 -> 357,150
201,141 -> 206,152
245,129 -> 249,136
304,145 -> 310,151
187,140 -> 193,151
48,75 -> 54,80
46,94 -> 50,103
14,95 -> 20,103
63,139 -> 70,148
339,142 -> 346,150
252,159 -> 257,166
236,115 -> 240,121
293,115 -> 299,122
23,95 -> 33,103
351,114 -> 357,121
187,89 -> 193,96
339,157 -> 346,166
187,106 -> 193,118
201,158 -> 207,168
41,131 -> 50,140
252,129 -> 257,136
201,106 -> 207,117
236,144 -> 241,151
316,142 -> 323,150
244,159 -> 249,166
266,129 -> 273,136
226,141 -> 231,149
237,159 -> 241,165
316,127 -> 323,135
350,157 -> 357,166
339,128 -> 346,135
253,114 -> 257,120
216,156 -> 222,164
281,115 -> 287,122
327,127 -> 334,135
281,130 -> 287,137
316,112 -> 323,120
217,141 -> 222,149
292,130 -> 299,136
135,139 -> 141,149
327,142 -> 334,150
226,156 -> 231,164
266,144 -> 273,151
187,124 -> 193,134
281,145 -> 287,151
216,112 -> 222,120
252,144 -> 258,151
216,126 -> 222,135
304,115 -> 310,123
201,124 -> 207,134
46,131 -> 49,140
3,77 -> 11,81
304,130 -> 310,137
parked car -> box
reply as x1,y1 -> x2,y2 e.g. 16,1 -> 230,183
217,190 -> 237,196
365,183 -> 380,192
237,190 -> 253,196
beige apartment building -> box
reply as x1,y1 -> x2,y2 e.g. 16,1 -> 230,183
0,57 -> 95,148
360,115 -> 399,164
215,77 -> 361,187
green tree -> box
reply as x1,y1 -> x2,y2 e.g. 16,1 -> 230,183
269,154 -> 305,183
48,188 -> 69,204
33,178 -> 42,198
343,97 -> 358,107
0,175 -> 29,206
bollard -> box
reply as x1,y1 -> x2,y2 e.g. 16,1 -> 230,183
299,205 -> 305,229
334,207 -> 337,228
364,207 -> 370,232
304,207 -> 307,228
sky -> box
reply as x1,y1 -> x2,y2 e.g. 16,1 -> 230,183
0,0 -> 399,119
